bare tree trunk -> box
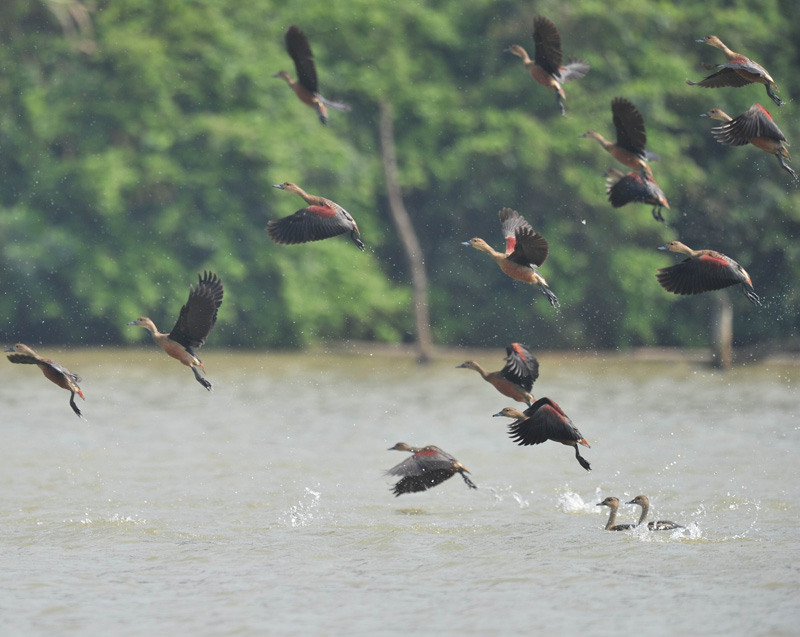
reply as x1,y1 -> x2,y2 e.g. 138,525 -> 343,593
378,100 -> 434,363
711,290 -> 733,370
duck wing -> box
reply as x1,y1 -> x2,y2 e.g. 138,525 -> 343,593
266,203 -> 355,245
499,207 -> 532,255
689,67 -> 753,89
501,343 -> 539,392
285,25 -> 319,94
169,271 -> 224,351
712,103 -> 787,146
612,97 -> 647,158
656,254 -> 744,295
532,16 -> 562,76
507,397 -> 577,446
507,226 -> 549,268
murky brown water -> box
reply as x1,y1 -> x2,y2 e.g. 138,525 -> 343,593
2,349 -> 798,634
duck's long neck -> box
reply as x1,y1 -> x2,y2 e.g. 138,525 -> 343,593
477,243 -> 507,263
585,130 -> 614,150
470,362 -> 489,380
140,318 -> 165,339
293,187 -> 323,206
605,505 -> 619,530
636,502 -> 649,526
711,40 -> 738,60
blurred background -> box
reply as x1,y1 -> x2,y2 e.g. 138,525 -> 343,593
1,0 -> 798,353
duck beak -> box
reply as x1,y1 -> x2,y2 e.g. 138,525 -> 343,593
272,184 -> 285,190
492,411 -> 505,418
503,47 -> 511,53
456,362 -> 467,368
657,245 -> 668,251
700,113 -> 709,117
462,241 -> 472,246
695,38 -> 706,43
596,502 -> 604,506
626,500 -> 636,505
271,72 -> 281,78
127,321 -> 138,326
4,346 -> 14,352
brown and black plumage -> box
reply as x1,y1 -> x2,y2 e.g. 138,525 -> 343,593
597,497 -> 635,531
386,443 -> 477,496
494,400 -> 591,471
463,207 -> 558,307
506,16 -> 589,116
273,25 -> 350,125
457,343 -> 540,406
656,241 -> 760,306
268,182 -> 364,250
605,168 -> 670,223
687,35 -> 782,107
6,343 -> 85,418
581,98 -> 657,177
628,495 -> 684,531
702,104 -> 795,180
128,271 -> 224,390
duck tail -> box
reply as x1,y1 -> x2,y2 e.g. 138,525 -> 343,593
319,95 -> 351,112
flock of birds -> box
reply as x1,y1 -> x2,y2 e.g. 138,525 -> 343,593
6,16 -> 791,529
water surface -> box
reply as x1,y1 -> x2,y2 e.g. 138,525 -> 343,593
1,349 -> 798,635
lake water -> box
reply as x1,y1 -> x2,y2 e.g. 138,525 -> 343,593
1,348 -> 798,635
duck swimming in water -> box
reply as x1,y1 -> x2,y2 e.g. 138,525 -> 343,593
506,15 -> 589,116
597,496 -> 635,531
6,343 -> 85,418
627,495 -> 684,530
129,271 -> 224,390
493,400 -> 591,471
273,25 -> 350,125
687,35 -> 783,107
386,443 -> 477,496
656,241 -> 760,306
463,207 -> 558,307
457,343 -> 540,406
268,182 -> 365,250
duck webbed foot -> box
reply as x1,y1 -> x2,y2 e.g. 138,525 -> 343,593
766,84 -> 784,107
192,366 -> 213,391
69,392 -> 84,419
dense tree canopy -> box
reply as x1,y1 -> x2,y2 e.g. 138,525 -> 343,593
1,0 -> 798,350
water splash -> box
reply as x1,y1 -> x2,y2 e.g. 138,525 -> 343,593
280,487 -> 323,528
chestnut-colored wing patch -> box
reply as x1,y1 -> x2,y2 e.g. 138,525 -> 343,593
266,205 -> 352,245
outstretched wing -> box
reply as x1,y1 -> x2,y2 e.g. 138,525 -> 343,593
285,25 -> 318,94
507,226 -> 549,267
169,271 -> 224,351
712,103 -> 786,146
688,67 -> 752,89
266,204 -> 353,245
532,16 -> 562,76
612,97 -> 647,158
499,207 -> 531,255
501,343 -> 539,392
507,397 -> 576,446
656,256 -> 742,295
391,470 -> 454,496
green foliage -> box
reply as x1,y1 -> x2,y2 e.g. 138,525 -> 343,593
1,0 -> 798,349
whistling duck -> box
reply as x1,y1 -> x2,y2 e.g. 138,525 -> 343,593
463,207 -> 558,307
701,105 -> 796,180
627,495 -> 684,531
493,400 -> 591,471
268,182 -> 364,250
273,25 -> 350,125
581,97 -> 658,177
6,344 -> 85,418
386,442 -> 477,496
597,497 -> 635,531
128,271 -> 224,390
457,343 -> 540,406
506,16 -> 589,116
687,35 -> 783,107
605,168 -> 670,223
656,241 -> 760,306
